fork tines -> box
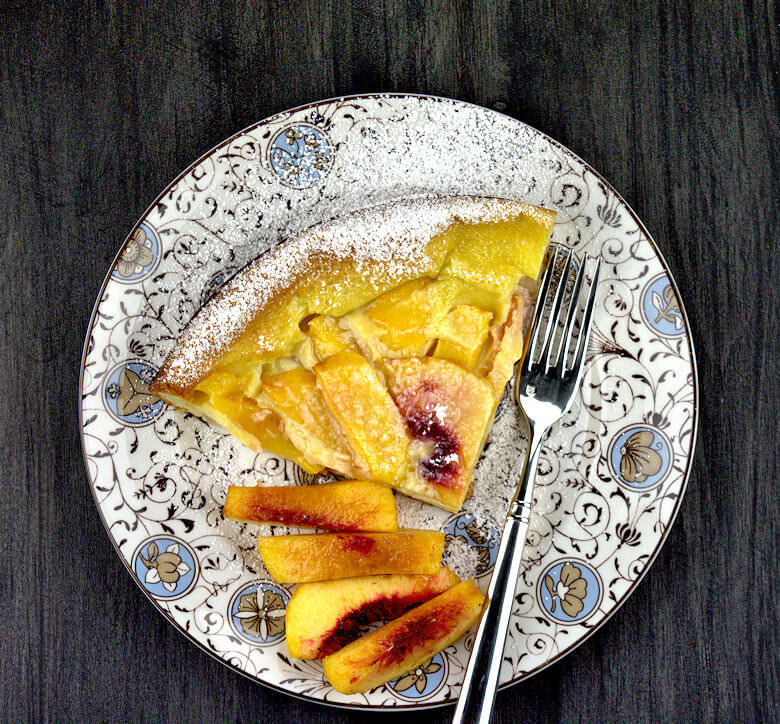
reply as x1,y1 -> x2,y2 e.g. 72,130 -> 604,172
521,246 -> 602,381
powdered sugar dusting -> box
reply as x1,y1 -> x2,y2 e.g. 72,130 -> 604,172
158,196 -> 544,389
444,534 -> 484,581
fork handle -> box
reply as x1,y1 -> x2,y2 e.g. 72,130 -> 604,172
452,434 -> 544,724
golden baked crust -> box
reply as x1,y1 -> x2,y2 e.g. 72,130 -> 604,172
152,195 -> 555,508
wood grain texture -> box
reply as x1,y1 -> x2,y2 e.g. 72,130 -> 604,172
0,1 -> 777,721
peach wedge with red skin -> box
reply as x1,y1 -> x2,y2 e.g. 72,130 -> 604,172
258,530 -> 444,583
286,567 -> 460,659
386,357 -> 496,512
322,579 -> 485,695
223,481 -> 398,532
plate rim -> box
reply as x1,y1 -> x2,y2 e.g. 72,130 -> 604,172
78,92 -> 699,711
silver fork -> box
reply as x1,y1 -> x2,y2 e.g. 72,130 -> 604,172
453,246 -> 602,724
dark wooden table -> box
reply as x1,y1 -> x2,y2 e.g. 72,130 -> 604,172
1,2 -> 776,721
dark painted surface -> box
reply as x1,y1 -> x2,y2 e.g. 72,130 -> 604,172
0,2 -> 776,721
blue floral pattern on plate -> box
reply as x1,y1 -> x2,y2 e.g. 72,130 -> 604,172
102,360 -> 165,426
132,536 -> 198,599
229,582 -> 289,645
641,273 -> 685,336
609,425 -> 673,490
268,124 -> 333,188
443,513 -> 501,577
389,653 -> 448,701
111,222 -> 160,283
538,559 -> 602,623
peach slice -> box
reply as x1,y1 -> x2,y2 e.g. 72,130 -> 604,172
362,278 -> 437,354
261,367 -> 354,475
223,481 -> 398,532
304,314 -> 361,361
258,530 -> 444,583
322,579 -> 485,694
202,389 -> 322,474
344,277 -> 467,361
286,567 -> 460,659
343,278 -> 434,362
314,350 -> 409,483
385,357 -> 496,512
431,303 -> 492,370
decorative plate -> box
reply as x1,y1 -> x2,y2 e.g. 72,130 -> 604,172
79,94 -> 697,709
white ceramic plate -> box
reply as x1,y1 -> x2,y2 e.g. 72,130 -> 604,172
79,94 -> 697,709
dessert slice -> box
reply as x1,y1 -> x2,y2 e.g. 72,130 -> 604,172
223,481 -> 397,532
151,197 -> 555,513
286,567 -> 460,659
258,530 -> 444,583
322,580 -> 485,694
385,357 -> 496,512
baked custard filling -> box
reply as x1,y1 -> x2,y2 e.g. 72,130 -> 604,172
152,196 -> 555,512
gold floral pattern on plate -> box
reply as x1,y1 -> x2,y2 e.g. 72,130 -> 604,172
235,588 -> 286,640
652,283 -> 682,329
139,541 -> 191,593
115,227 -> 154,277
392,658 -> 443,695
619,430 -> 663,483
115,368 -> 157,416
544,562 -> 588,617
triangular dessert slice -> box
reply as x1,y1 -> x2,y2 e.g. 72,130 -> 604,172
151,196 -> 554,511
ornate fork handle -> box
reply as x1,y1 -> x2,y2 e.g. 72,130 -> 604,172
452,248 -> 601,723
452,420 -> 546,724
